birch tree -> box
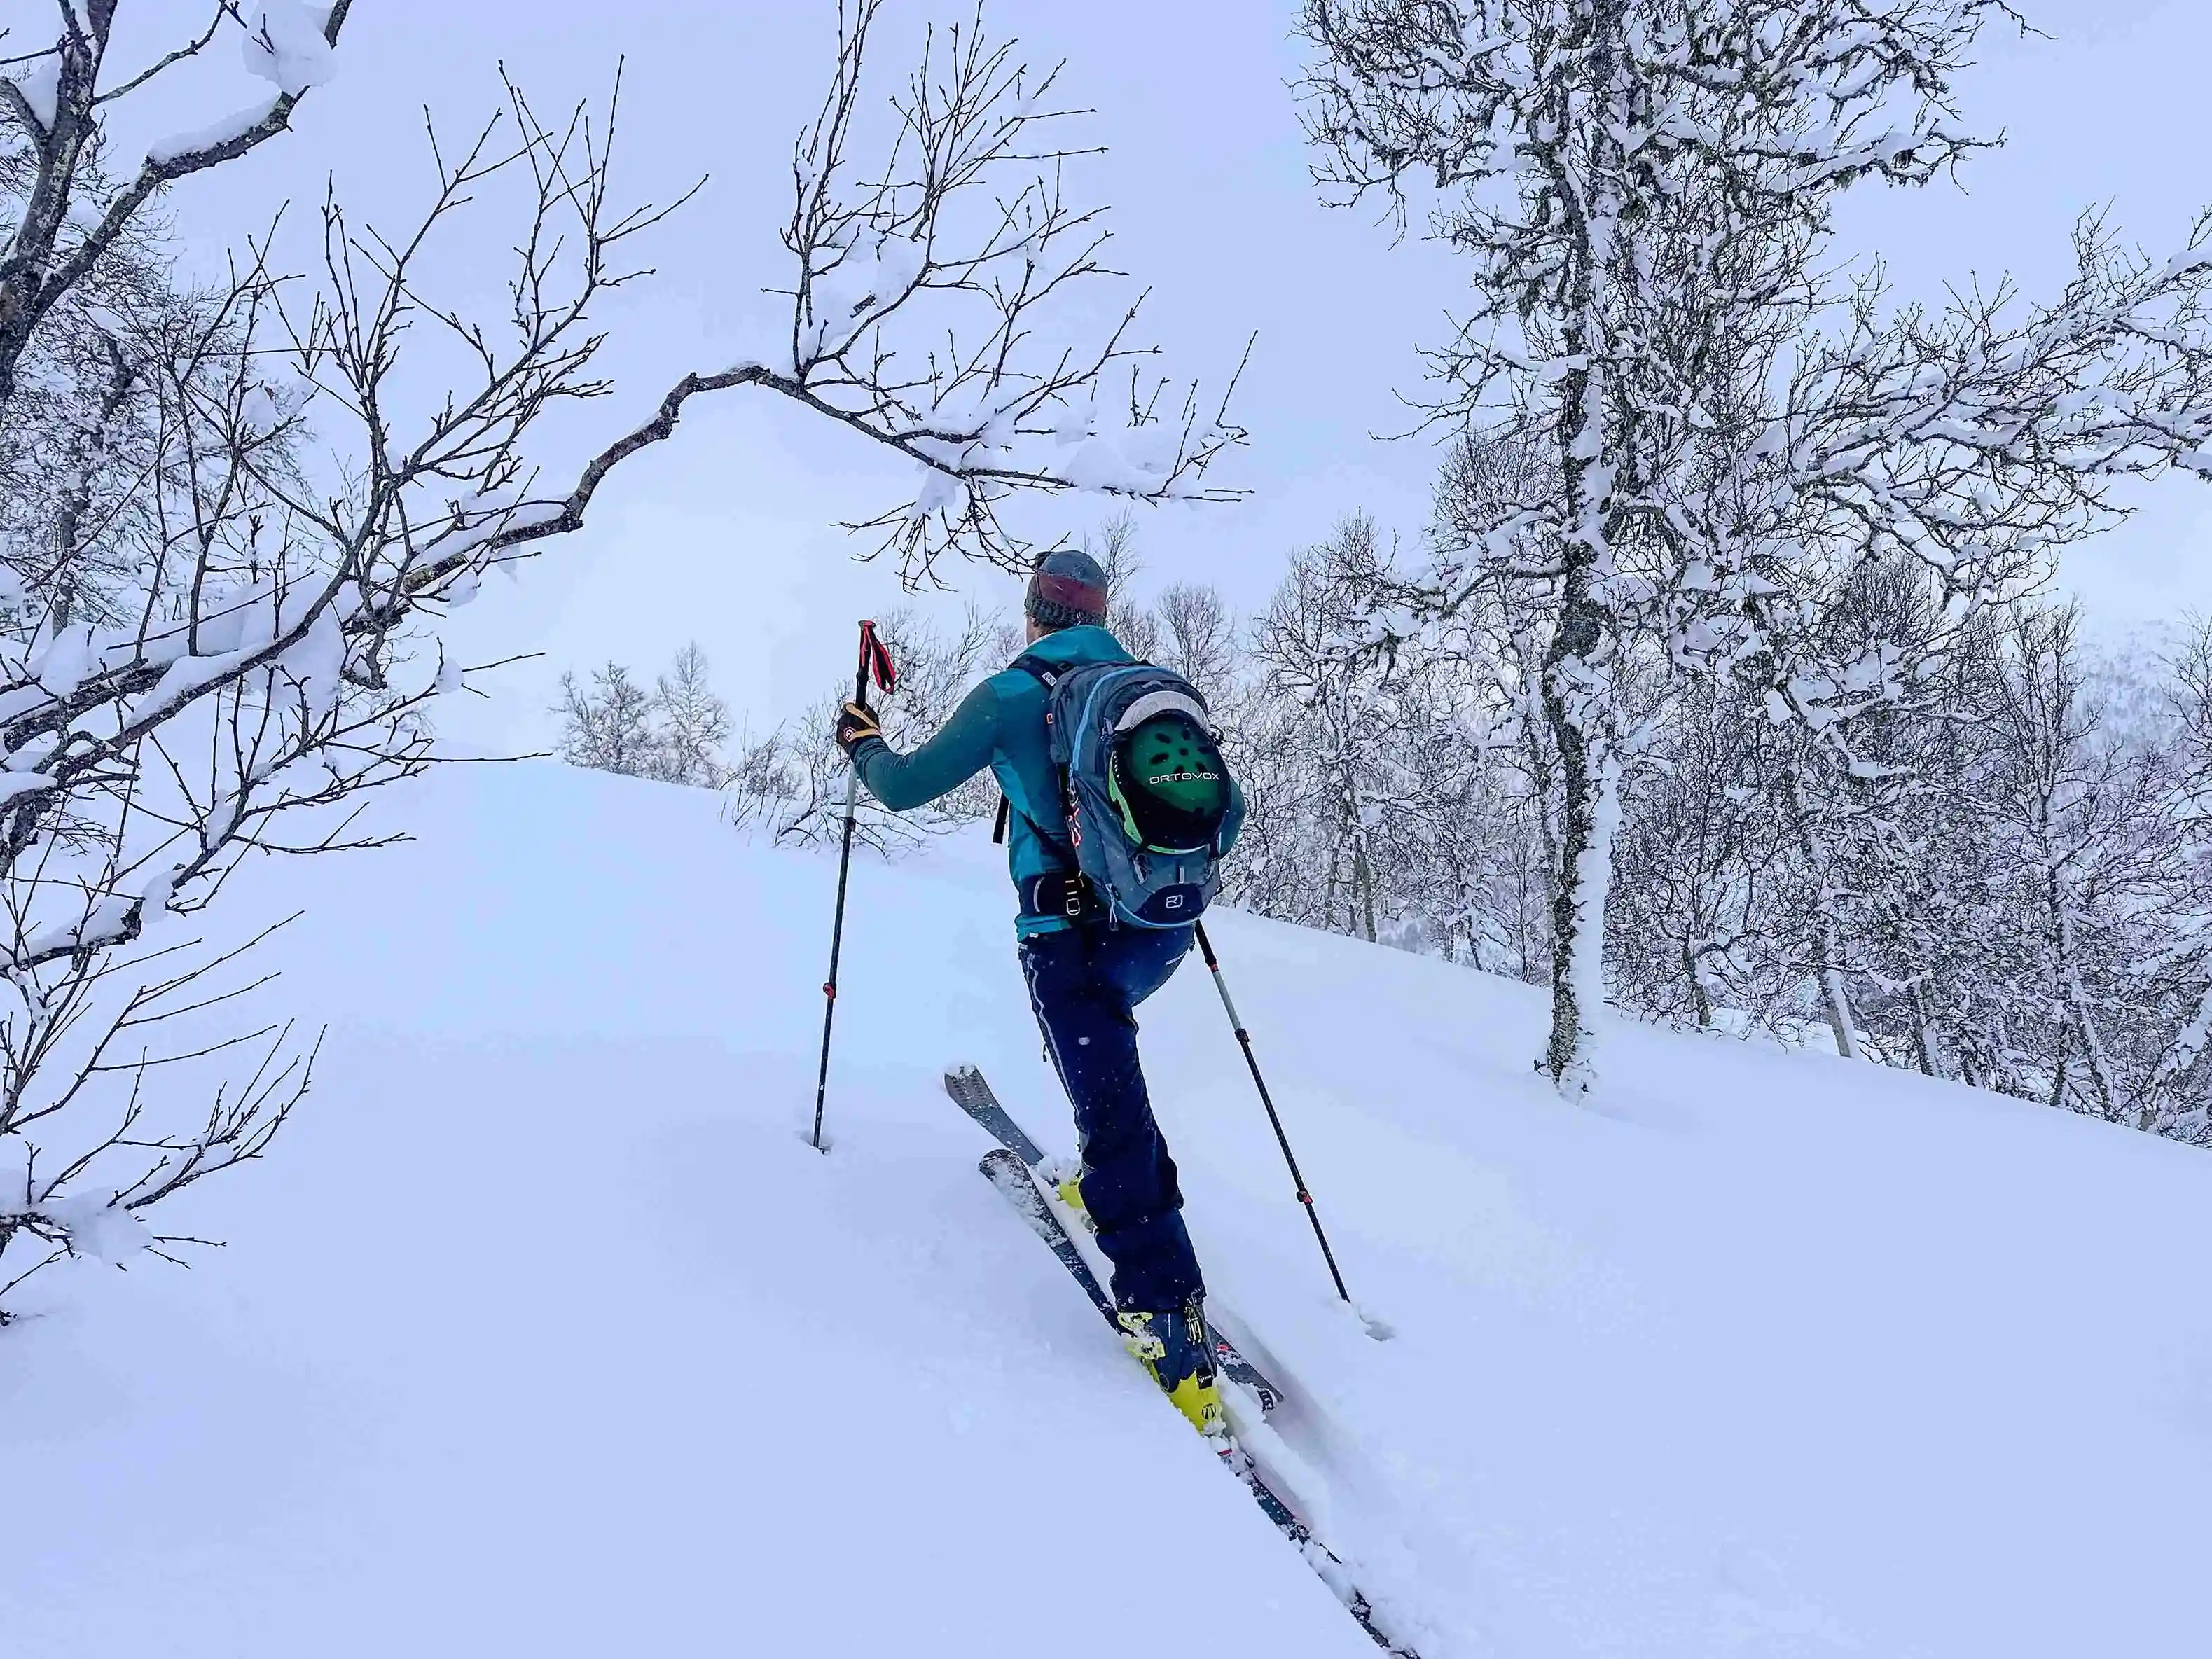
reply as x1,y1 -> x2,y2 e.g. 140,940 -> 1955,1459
1250,515 -> 1416,941
1301,0 -> 2212,1088
0,0 -> 1245,1316
558,664 -> 656,777
653,645 -> 735,788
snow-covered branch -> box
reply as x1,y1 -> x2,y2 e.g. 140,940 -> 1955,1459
0,2 -> 353,404
1301,0 -> 2212,1090
0,1 -> 1246,1313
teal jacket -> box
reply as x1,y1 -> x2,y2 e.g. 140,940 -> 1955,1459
850,625 -> 1245,936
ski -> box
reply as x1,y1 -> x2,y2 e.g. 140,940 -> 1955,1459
978,1147 -> 1415,1656
943,1063 -> 1285,1416
981,1146 -> 1112,1317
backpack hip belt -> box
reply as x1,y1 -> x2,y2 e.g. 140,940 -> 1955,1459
1019,870 -> 1105,924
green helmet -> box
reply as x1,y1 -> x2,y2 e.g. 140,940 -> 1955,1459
1107,709 -> 1229,852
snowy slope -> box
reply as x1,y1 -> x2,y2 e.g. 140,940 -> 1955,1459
5,761 -> 2211,1658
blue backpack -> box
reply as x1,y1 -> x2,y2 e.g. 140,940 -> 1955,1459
1009,655 -> 1233,929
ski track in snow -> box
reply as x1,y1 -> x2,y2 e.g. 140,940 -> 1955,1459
4,761 -> 2210,1657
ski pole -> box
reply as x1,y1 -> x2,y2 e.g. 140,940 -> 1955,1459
1192,920 -> 1353,1304
810,620 -> 897,1153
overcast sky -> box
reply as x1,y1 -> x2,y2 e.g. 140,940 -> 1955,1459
97,0 -> 2212,751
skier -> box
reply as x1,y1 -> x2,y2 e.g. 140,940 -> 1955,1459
834,549 -> 1243,1433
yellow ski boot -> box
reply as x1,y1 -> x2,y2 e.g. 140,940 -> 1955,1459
1116,1295 -> 1225,1436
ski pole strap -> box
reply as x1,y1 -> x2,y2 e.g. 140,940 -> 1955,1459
1020,870 -> 1104,923
993,794 -> 1011,845
858,619 -> 897,697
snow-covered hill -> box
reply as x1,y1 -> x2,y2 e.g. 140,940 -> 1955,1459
5,762 -> 2209,1658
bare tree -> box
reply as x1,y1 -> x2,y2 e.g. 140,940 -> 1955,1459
653,644 -> 734,788
1081,508 -> 1161,659
1156,581 -> 1236,707
558,663 -> 658,778
0,1 -> 1245,1315
1303,0 -> 2212,1090
1249,515 -> 1427,943
769,604 -> 1009,849
0,2 -> 352,405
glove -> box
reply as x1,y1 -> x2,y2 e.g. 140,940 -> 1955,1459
834,700 -> 883,760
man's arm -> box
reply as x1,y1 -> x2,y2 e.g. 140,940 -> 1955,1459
849,678 -> 1002,812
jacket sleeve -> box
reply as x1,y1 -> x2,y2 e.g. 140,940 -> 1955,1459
851,678 -> 1002,812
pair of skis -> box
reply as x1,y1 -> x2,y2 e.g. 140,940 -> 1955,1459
943,1065 -> 1415,1656
944,1064 -> 1283,1413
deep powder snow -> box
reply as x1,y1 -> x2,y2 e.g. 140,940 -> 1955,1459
4,761 -> 2208,1657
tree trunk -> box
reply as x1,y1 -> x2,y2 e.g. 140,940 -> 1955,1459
1687,942 -> 1716,1029
1518,674 -> 1565,910
1535,2 -> 1629,1090
1816,952 -> 1860,1061
1907,980 -> 1940,1078
47,334 -> 135,631
1541,583 -> 1616,1086
2047,867 -> 2117,1118
1779,768 -> 1860,1060
0,22 -> 104,407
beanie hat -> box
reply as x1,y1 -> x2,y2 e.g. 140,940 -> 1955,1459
1025,548 -> 1110,631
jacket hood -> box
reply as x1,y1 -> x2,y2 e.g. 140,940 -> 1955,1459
1015,624 -> 1129,667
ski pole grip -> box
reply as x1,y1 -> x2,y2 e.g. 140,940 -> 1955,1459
852,620 -> 877,711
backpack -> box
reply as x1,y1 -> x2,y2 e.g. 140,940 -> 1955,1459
1009,654 -> 1233,929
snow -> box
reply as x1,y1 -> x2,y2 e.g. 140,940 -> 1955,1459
23,891 -> 138,960
241,2 -> 338,97
141,645 -> 249,712
147,98 -> 282,166
30,1189 -> 149,1265
281,605 -> 347,717
804,231 -> 929,360
240,372 -> 313,437
4,54 -> 61,131
29,621 -> 97,697
0,771 -> 53,808
4,760 -> 2210,1657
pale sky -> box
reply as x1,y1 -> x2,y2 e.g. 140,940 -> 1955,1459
95,0 -> 2212,750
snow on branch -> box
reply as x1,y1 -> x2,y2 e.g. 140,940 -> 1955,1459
0,2 -> 356,403
0,2 -> 1246,1313
1301,0 -> 2212,1091
1778,211 -> 2212,575
769,0 -> 1250,577
478,0 -> 1248,588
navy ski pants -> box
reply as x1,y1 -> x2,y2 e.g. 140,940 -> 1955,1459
1018,923 -> 1203,1313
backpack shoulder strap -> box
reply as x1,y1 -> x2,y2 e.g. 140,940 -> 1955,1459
1004,651 -> 1066,690
997,652 -> 1081,858
998,649 -> 1151,861
1005,649 -> 1143,688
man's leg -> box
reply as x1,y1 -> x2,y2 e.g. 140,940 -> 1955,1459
1020,926 -> 1202,1312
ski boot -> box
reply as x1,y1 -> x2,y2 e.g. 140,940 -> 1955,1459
1117,1294 -> 1225,1436
1041,1157 -> 1095,1234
